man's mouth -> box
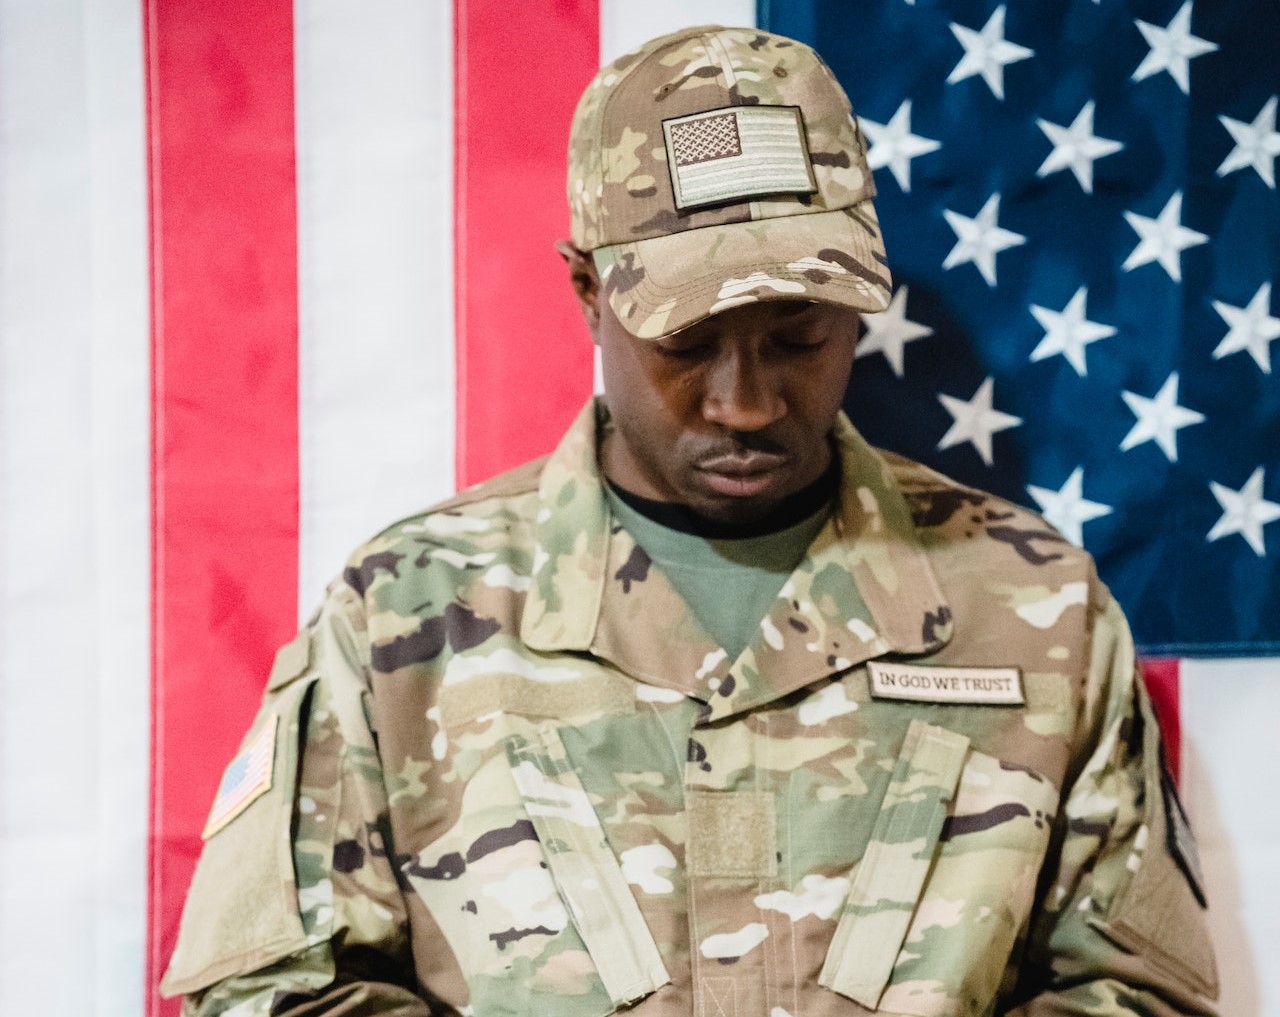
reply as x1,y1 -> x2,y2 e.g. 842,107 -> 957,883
695,450 -> 790,498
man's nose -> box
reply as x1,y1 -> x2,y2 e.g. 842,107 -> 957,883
701,345 -> 786,431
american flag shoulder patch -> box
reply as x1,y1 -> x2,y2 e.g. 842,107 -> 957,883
662,105 -> 817,211
202,713 -> 278,839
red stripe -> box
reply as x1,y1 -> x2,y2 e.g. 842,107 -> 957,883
454,0 -> 599,486
1140,658 -> 1181,785
146,2 -> 300,1013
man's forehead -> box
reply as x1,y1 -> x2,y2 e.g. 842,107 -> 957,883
651,298 -> 854,339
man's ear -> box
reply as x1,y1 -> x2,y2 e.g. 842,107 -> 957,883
555,240 -> 601,332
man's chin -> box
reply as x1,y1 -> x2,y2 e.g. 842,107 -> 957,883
684,489 -> 790,528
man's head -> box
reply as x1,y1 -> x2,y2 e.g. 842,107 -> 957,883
561,26 -> 890,522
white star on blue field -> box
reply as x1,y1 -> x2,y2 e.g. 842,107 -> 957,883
765,0 -> 1280,653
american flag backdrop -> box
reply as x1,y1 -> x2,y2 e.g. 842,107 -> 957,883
0,2 -> 1275,1016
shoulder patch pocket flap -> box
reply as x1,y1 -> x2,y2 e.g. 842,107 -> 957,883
1092,684 -> 1219,1000
267,632 -> 312,692
161,675 -> 319,997
820,720 -> 969,1008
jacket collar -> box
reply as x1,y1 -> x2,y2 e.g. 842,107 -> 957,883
521,399 -> 952,721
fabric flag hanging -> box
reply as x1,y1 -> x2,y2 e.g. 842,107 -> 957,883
0,2 -> 1276,1017
764,0 -> 1280,655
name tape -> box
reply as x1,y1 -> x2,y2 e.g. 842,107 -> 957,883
868,662 -> 1024,706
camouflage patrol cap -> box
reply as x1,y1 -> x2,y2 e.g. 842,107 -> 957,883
568,25 -> 892,339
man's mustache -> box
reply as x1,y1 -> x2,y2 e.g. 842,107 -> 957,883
694,431 -> 791,461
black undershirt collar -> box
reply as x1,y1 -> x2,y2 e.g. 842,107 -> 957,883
606,459 -> 839,540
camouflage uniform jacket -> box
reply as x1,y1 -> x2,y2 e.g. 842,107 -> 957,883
165,399 -> 1219,1017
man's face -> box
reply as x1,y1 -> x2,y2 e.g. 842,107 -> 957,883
593,288 -> 859,525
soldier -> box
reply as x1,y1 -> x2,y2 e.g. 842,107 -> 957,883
163,25 -> 1219,1017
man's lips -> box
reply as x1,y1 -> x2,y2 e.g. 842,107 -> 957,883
695,450 -> 790,497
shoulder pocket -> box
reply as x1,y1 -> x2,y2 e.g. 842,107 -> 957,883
161,670 -> 321,997
1090,681 -> 1219,1000
267,631 -> 312,692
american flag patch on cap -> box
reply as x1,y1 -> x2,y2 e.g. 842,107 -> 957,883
202,714 -> 277,839
663,105 -> 816,211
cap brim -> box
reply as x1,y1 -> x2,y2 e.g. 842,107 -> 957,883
591,200 -> 892,339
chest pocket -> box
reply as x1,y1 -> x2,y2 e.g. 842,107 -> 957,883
821,719 -> 1060,1017
402,717 -> 669,1017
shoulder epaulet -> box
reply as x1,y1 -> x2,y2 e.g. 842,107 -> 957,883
876,447 -> 1066,539
427,454 -> 548,514
877,448 -> 972,497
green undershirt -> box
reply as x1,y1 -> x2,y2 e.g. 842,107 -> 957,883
605,487 -> 832,660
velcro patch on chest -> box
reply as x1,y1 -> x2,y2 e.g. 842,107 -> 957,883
662,105 -> 817,211
868,662 -> 1024,706
687,790 -> 778,878
202,714 -> 277,838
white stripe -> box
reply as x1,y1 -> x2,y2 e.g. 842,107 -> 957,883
1181,658 -> 1280,1017
738,128 -> 808,140
683,147 -> 807,167
0,2 -> 150,1016
295,0 -> 456,619
601,0 -> 757,63
681,158 -> 810,182
736,138 -> 809,151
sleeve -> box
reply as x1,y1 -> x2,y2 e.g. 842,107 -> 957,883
160,582 -> 434,1016
1006,594 -> 1220,1016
